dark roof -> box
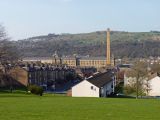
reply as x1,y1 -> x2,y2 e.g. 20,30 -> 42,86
22,66 -> 75,72
118,64 -> 133,68
23,57 -> 52,61
23,56 -> 107,61
86,71 -> 114,88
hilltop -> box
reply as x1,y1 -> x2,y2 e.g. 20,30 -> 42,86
13,31 -> 160,58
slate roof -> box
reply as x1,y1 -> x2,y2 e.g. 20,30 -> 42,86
23,56 -> 107,61
23,57 -> 52,61
86,71 -> 114,88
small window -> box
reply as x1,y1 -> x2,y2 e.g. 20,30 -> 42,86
91,86 -> 94,90
111,84 -> 113,88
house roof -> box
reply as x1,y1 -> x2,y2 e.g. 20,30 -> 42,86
86,71 -> 114,88
148,72 -> 160,80
23,57 -> 52,61
22,56 -> 107,61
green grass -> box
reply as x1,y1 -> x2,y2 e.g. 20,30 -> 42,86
0,93 -> 160,120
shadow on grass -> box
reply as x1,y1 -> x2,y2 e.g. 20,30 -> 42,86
0,90 -> 67,98
108,95 -> 135,99
0,89 -> 34,97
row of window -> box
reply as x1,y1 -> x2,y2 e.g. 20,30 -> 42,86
80,60 -> 106,66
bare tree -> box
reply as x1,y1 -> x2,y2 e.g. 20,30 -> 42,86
0,24 -> 18,64
126,62 -> 148,99
151,63 -> 160,74
0,25 -> 7,41
0,24 -> 19,92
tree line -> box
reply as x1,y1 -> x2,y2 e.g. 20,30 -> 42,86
12,30 -> 160,58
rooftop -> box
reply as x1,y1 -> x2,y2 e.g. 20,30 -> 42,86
22,56 -> 107,61
86,71 -> 114,88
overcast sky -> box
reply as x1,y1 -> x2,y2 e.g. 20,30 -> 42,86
0,0 -> 159,40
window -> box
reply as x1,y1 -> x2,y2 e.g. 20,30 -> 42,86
91,86 -> 96,91
111,84 -> 113,88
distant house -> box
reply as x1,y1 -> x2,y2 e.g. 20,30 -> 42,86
6,65 -> 76,91
148,73 -> 160,96
72,71 -> 116,97
124,72 -> 160,96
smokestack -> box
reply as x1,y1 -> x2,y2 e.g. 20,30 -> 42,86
106,28 -> 111,65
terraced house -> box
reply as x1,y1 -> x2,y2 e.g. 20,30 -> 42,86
7,65 -> 76,90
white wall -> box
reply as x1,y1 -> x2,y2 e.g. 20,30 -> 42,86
124,74 -> 160,96
149,76 -> 160,96
72,80 -> 99,97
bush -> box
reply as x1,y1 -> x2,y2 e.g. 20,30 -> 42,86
123,85 -> 136,95
28,85 -> 43,96
115,82 -> 124,94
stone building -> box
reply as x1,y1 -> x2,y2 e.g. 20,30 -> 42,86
22,56 -> 115,68
8,65 -> 76,90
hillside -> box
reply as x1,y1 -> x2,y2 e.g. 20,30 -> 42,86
13,31 -> 160,58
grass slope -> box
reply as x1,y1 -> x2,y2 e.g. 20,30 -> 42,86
0,93 -> 160,120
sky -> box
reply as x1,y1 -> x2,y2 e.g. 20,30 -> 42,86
0,0 -> 160,40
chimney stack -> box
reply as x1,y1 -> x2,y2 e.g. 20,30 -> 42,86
106,28 -> 111,65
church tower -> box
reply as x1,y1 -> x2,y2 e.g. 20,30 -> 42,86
106,28 -> 111,65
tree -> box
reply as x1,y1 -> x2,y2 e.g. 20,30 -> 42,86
151,63 -> 160,74
0,25 -> 7,41
0,25 -> 19,64
0,24 -> 19,92
126,62 -> 148,99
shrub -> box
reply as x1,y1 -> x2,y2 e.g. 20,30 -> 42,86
123,85 -> 135,95
28,85 -> 44,96
115,82 -> 124,94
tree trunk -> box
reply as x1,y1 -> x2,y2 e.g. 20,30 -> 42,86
136,78 -> 138,99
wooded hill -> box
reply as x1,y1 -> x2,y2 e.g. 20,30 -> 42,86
13,31 -> 160,58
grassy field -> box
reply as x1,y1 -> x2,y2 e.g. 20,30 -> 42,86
0,93 -> 160,120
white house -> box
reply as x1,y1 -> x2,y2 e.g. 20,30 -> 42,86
72,71 -> 116,97
124,72 -> 160,96
148,75 -> 160,96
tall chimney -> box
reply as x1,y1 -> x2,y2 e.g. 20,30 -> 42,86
106,28 -> 111,65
